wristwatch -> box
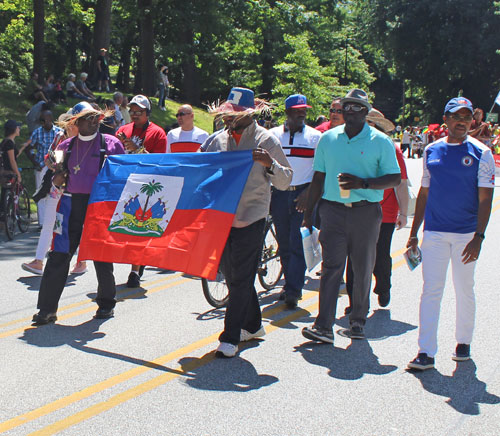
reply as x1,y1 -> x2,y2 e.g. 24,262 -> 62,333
361,179 -> 370,189
474,232 -> 485,240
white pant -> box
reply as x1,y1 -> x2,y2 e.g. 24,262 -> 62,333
418,231 -> 476,357
35,186 -> 61,261
34,166 -> 48,226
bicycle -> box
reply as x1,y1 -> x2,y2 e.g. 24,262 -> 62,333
1,172 -> 31,240
201,215 -> 283,308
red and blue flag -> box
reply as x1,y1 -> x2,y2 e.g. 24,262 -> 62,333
78,150 -> 254,279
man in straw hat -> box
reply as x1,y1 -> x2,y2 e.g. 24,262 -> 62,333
205,87 -> 293,357
32,103 -> 125,325
301,89 -> 401,344
344,108 -> 409,313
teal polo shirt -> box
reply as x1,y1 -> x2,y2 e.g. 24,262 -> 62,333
313,123 -> 400,203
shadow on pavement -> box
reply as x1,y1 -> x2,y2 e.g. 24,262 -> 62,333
408,360 -> 500,415
179,343 -> 279,392
294,339 -> 397,380
336,308 -> 417,340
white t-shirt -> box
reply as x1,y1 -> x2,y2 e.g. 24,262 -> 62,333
167,126 -> 209,153
269,124 -> 321,186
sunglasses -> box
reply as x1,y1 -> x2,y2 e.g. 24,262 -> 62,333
449,113 -> 473,122
342,103 -> 365,112
329,108 -> 342,114
176,112 -> 191,117
129,110 -> 145,116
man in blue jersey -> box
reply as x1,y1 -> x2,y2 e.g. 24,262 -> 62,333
407,97 -> 495,370
301,89 -> 401,343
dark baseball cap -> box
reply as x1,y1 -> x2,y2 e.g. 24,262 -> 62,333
4,120 -> 22,131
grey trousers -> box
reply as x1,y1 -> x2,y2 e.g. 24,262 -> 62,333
315,200 -> 382,330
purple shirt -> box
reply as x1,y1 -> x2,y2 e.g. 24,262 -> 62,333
58,134 -> 124,194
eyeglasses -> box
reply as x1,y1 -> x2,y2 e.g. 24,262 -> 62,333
176,112 -> 191,117
449,113 -> 473,122
129,110 -> 145,116
342,103 -> 365,112
329,108 -> 342,114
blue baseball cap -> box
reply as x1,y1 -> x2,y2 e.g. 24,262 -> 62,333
444,97 -> 473,114
285,94 -> 312,110
67,101 -> 93,116
220,87 -> 255,112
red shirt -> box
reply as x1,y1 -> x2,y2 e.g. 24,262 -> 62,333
381,145 -> 408,223
315,120 -> 333,133
116,121 -> 167,153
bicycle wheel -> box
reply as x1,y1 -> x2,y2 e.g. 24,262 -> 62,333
17,187 -> 31,233
258,221 -> 283,290
4,191 -> 16,240
201,271 -> 229,308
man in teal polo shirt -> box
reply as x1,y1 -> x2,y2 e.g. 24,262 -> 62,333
300,89 -> 401,342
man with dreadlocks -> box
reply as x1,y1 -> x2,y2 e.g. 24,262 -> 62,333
32,103 -> 125,325
205,87 -> 293,358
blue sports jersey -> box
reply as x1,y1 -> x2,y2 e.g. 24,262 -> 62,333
423,137 -> 495,233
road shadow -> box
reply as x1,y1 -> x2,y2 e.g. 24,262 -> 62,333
194,307 -> 226,321
179,343 -> 278,392
18,270 -> 79,291
336,308 -> 417,341
294,339 -> 397,380
408,360 -> 500,415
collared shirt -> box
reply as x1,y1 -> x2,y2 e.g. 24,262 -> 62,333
421,136 -> 495,233
30,125 -> 62,167
270,123 -> 321,186
205,121 -> 293,227
313,123 -> 400,203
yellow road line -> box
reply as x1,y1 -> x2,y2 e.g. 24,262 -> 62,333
0,273 -> 184,330
0,277 -> 190,340
0,291 -> 318,435
25,299 -> 320,436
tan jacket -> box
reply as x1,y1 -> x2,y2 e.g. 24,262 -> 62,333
206,121 -> 292,227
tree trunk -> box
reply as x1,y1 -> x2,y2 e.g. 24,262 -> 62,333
138,0 -> 155,96
116,27 -> 135,92
90,0 -> 112,83
180,29 -> 200,104
33,0 -> 45,82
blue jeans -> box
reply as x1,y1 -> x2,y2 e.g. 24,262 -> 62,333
270,185 -> 308,299
158,85 -> 166,108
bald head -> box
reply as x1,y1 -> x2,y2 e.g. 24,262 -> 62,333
177,105 -> 194,130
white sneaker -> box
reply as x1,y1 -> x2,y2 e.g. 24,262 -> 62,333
240,326 -> 266,342
215,342 -> 238,358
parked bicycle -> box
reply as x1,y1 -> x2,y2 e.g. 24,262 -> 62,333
1,172 -> 31,240
201,215 -> 283,308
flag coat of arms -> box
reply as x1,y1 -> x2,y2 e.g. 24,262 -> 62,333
78,150 -> 254,279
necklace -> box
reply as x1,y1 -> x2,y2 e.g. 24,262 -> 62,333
73,138 -> 94,174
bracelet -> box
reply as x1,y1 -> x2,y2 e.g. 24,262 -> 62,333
474,232 -> 485,240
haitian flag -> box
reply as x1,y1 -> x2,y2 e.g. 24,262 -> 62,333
78,150 -> 254,279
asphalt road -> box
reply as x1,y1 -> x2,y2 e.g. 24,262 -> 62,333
0,157 -> 499,436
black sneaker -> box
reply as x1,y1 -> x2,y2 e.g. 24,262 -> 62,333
302,326 -> 334,344
32,311 -> 57,325
408,353 -> 435,370
127,271 -> 141,288
94,308 -> 114,319
285,296 -> 298,309
452,344 -> 471,362
349,324 -> 365,339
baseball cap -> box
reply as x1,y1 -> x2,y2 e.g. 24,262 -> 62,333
285,94 -> 312,110
444,97 -> 473,114
4,120 -> 21,131
340,89 -> 372,110
129,95 -> 151,111
67,101 -> 93,116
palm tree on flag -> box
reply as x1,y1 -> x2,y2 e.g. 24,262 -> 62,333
139,180 -> 163,221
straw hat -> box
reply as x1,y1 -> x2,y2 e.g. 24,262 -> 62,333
366,108 -> 395,133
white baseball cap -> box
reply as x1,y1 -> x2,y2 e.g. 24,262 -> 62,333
129,95 -> 151,111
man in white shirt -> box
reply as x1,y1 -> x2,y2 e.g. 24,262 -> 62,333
167,105 -> 209,152
269,94 -> 321,309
